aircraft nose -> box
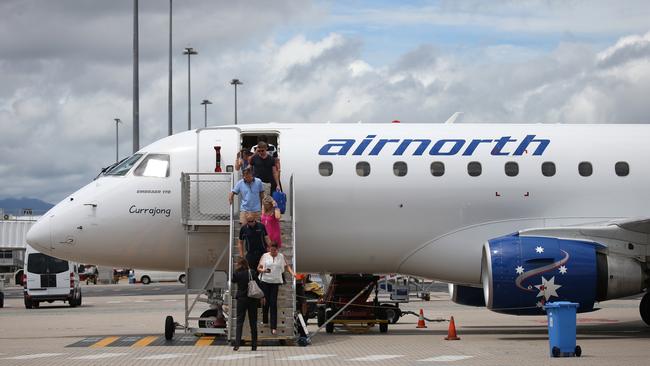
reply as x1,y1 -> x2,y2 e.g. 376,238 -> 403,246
26,216 -> 52,252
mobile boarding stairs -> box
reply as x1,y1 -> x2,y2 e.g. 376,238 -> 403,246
163,172 -> 300,345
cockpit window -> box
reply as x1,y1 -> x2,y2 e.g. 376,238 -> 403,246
134,154 -> 170,178
104,154 -> 143,176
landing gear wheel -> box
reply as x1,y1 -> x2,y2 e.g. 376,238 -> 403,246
317,307 -> 325,327
165,316 -> 175,340
640,292 -> 650,326
380,304 -> 401,324
379,322 -> 388,333
198,309 -> 224,329
574,345 -> 582,357
552,346 -> 560,357
0,292 -> 4,308
324,310 -> 335,333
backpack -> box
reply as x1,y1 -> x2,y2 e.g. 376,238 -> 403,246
272,191 -> 287,214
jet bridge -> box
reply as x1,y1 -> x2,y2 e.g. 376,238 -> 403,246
165,172 -> 298,345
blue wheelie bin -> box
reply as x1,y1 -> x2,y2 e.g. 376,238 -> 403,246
543,301 -> 581,357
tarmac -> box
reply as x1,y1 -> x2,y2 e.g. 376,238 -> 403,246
0,283 -> 649,365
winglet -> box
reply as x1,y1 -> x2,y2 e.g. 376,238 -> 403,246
444,112 -> 464,124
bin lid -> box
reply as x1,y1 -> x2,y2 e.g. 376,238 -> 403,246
543,301 -> 579,309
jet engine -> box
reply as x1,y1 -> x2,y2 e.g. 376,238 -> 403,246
481,233 -> 645,315
449,284 -> 485,307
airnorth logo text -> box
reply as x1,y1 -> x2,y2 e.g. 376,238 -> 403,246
318,135 -> 549,156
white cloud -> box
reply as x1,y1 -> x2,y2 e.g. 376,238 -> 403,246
1,1 -> 650,203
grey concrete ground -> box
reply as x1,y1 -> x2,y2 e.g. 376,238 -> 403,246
0,285 -> 648,365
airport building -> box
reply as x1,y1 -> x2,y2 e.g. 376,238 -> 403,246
0,214 -> 36,285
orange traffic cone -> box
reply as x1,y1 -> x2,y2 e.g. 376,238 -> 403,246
416,309 -> 427,328
444,316 -> 460,340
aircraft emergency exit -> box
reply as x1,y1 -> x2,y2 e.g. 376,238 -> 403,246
25,123 -> 650,323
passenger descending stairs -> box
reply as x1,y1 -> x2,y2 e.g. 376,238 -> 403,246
229,220 -> 296,344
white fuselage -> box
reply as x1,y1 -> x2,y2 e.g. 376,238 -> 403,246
26,123 -> 650,286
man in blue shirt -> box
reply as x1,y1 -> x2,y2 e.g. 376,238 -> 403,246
229,167 -> 265,224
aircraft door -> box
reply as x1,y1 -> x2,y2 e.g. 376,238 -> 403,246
196,128 -> 241,216
197,127 -> 241,173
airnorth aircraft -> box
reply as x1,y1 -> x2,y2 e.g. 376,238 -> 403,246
26,123 -> 650,322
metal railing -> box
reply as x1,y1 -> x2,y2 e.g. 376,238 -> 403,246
181,172 -> 233,226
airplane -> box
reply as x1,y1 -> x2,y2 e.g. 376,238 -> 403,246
25,122 -> 650,323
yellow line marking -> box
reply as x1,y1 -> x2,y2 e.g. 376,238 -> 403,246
195,336 -> 214,346
132,336 -> 158,348
90,336 -> 119,348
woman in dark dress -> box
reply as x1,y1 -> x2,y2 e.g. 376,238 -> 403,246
231,257 -> 262,351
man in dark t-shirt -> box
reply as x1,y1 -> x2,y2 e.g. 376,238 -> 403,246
238,212 -> 271,269
250,141 -> 280,195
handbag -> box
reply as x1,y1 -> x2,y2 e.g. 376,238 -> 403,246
272,190 -> 287,214
247,270 -> 265,299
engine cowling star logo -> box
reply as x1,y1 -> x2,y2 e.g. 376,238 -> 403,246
535,276 -> 561,301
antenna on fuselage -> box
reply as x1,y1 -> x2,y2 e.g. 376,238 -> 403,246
444,112 -> 464,124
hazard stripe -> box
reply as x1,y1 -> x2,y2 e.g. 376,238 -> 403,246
195,336 -> 214,347
131,336 -> 158,348
90,336 -> 119,348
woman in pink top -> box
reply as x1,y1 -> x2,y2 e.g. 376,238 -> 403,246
261,196 -> 282,248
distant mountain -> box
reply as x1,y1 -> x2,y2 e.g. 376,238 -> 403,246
0,198 -> 54,216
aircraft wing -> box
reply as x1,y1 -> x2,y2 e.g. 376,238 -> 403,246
518,218 -> 650,252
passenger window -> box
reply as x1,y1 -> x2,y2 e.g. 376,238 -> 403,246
467,162 -> 482,177
430,162 -> 445,177
505,162 -> 519,177
356,162 -> 370,177
578,162 -> 592,177
542,162 -> 556,177
393,162 -> 407,177
319,162 -> 333,176
134,154 -> 170,178
104,154 -> 143,176
615,161 -> 629,177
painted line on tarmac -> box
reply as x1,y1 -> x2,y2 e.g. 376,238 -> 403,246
195,336 -> 215,347
3,353 -> 66,360
418,355 -> 473,362
136,353 -> 195,360
70,352 -> 129,360
132,336 -> 158,347
208,354 -> 266,360
90,336 -> 120,348
279,354 -> 336,361
348,355 -> 404,361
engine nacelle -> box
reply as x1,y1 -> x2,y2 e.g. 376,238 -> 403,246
449,284 -> 486,307
482,234 -> 605,315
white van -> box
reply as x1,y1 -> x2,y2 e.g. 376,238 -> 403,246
23,246 -> 82,308
132,269 -> 185,285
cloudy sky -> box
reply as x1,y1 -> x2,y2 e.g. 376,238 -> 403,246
1,0 -> 650,204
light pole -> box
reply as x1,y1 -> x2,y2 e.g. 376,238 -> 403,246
230,79 -> 243,125
133,0 -> 139,153
114,118 -> 122,163
167,0 -> 173,136
200,99 -> 212,128
183,47 -> 198,130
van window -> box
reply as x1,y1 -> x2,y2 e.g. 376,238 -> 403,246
430,162 -> 445,177
356,162 -> 371,177
134,154 -> 170,178
467,162 -> 482,177
505,162 -> 519,177
27,253 -> 69,274
615,161 -> 629,177
104,154 -> 143,176
542,162 -> 556,177
578,162 -> 592,177
319,162 -> 333,176
393,162 -> 407,177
